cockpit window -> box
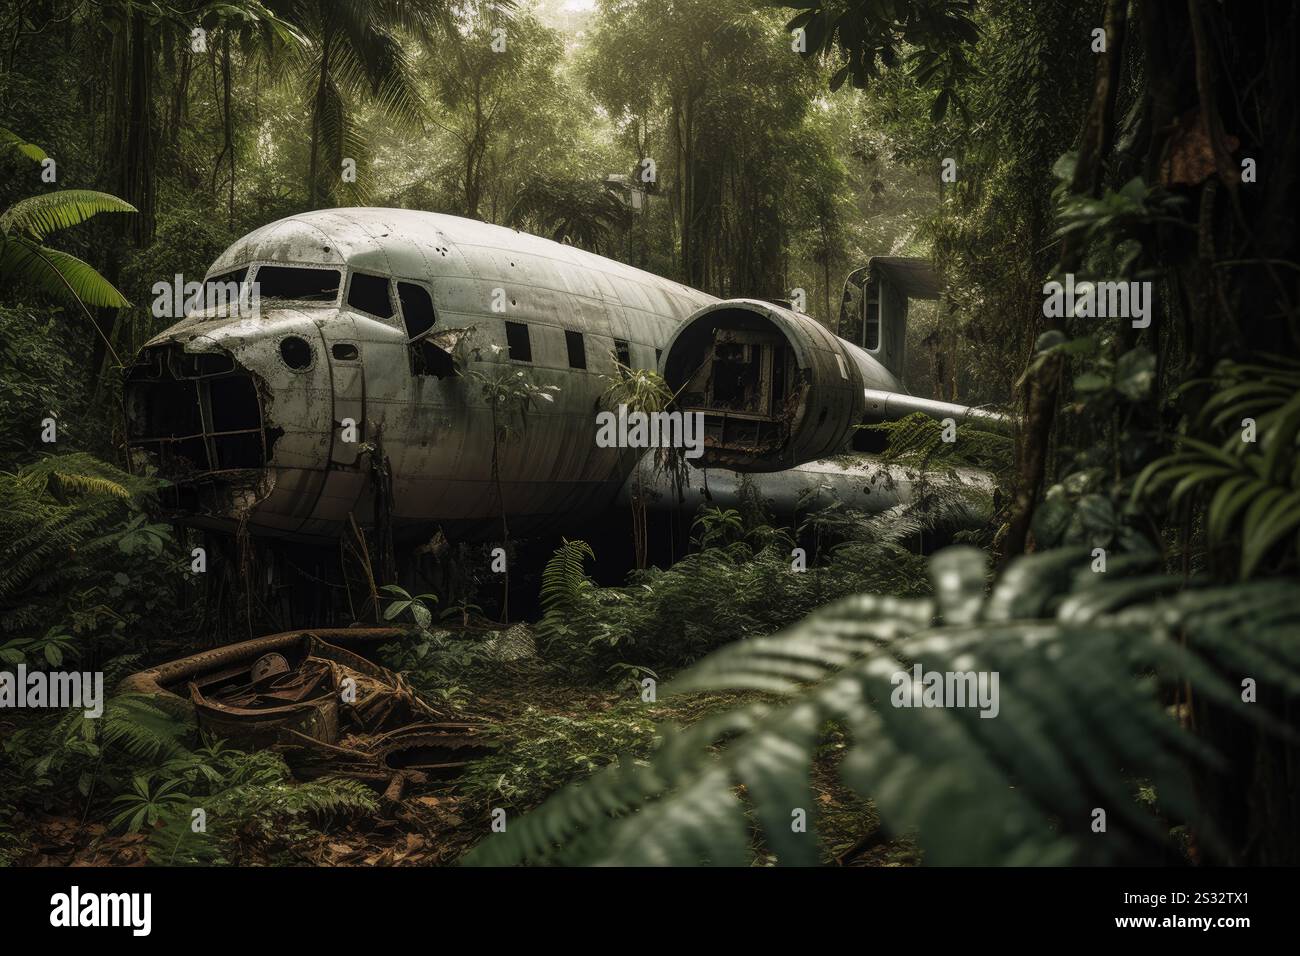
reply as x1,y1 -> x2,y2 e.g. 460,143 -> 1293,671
203,267 -> 247,311
397,282 -> 435,339
347,272 -> 394,319
254,265 -> 341,302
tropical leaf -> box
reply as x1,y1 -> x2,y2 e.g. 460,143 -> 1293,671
0,236 -> 130,308
0,190 -> 137,241
467,546 -> 1300,867
1134,357 -> 1300,577
0,127 -> 47,163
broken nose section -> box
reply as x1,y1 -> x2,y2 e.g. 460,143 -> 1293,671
124,340 -> 282,515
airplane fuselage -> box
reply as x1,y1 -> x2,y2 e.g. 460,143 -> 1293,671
125,208 -> 963,544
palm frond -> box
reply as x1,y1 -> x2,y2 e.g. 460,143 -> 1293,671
1,190 -> 137,241
0,236 -> 131,308
0,127 -> 47,163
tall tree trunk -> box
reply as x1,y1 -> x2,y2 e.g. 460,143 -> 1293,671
309,36 -> 331,207
1002,0 -> 1127,561
222,32 -> 235,228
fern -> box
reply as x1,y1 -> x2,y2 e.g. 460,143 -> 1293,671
861,411 -> 1014,473
1134,356 -> 1300,577
0,191 -> 138,243
149,768 -> 378,866
0,148 -> 135,309
97,695 -> 195,762
0,454 -> 160,635
468,546 -> 1300,866
536,538 -> 596,642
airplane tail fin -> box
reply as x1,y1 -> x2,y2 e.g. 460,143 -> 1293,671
837,256 -> 941,389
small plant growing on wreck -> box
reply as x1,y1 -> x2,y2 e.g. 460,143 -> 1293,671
600,361 -> 677,568
466,363 -> 560,622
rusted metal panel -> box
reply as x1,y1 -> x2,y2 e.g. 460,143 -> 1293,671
119,629 -> 494,785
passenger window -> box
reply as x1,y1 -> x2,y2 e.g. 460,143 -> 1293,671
348,272 -> 394,319
565,330 -> 586,369
614,339 -> 631,368
506,321 -> 532,362
398,282 -> 435,338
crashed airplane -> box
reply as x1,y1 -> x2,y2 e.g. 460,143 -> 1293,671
124,209 -> 1007,543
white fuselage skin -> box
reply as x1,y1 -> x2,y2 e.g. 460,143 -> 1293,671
135,208 -> 906,542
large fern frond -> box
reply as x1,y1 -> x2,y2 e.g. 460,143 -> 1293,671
99,695 -> 196,762
0,236 -> 130,308
1,190 -> 137,242
1134,357 -> 1300,577
467,546 -> 1300,867
538,538 -> 595,624
0,127 -> 47,163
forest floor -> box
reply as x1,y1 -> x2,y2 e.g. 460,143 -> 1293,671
12,657 -> 919,867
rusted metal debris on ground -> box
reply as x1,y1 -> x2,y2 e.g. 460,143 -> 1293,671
119,628 -> 494,799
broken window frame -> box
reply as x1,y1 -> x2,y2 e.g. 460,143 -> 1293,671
394,279 -> 457,378
202,266 -> 249,313
396,280 -> 436,339
346,270 -> 396,319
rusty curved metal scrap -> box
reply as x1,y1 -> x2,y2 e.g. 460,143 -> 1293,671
119,628 -> 494,791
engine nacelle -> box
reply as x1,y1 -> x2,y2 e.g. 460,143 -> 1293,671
660,299 -> 900,471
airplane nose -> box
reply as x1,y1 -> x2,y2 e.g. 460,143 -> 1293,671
124,341 -> 280,506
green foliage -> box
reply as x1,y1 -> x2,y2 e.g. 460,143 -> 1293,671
601,362 -> 672,414
459,706 -> 660,811
0,137 -> 135,310
537,537 -> 596,640
1050,163 -> 1188,277
0,127 -> 47,163
468,546 -> 1300,866
785,0 -> 979,101
290,0 -> 436,205
0,626 -> 79,668
2,690 -> 376,866
431,8 -> 568,219
468,365 -> 561,443
1,692 -> 194,819
1135,357 -> 1300,578
0,454 -> 186,667
862,411 -> 1013,473
381,583 -> 439,629
376,584 -> 487,706
1,190 -> 139,244
532,493 -> 980,674
509,175 -> 632,254
127,743 -> 378,865
376,627 -> 488,709
0,306 -> 76,463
